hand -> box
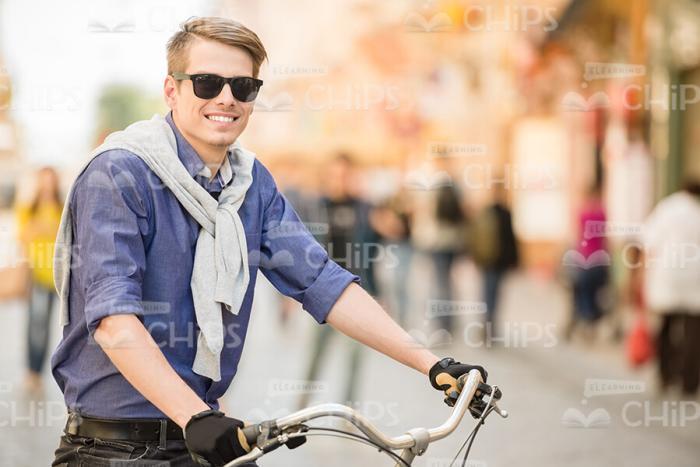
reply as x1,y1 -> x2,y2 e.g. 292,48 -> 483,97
184,410 -> 251,466
428,357 -> 488,407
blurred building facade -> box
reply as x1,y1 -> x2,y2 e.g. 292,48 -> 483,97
0,47 -> 19,209
2,0 -> 696,276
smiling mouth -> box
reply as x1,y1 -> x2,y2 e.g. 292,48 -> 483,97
205,115 -> 239,123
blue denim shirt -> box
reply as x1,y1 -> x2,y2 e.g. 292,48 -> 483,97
51,112 -> 359,418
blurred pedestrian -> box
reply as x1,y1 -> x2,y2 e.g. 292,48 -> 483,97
299,153 -> 377,408
412,176 -> 467,335
643,179 -> 700,396
565,185 -> 610,342
15,167 -> 62,395
471,185 -> 519,340
369,187 -> 413,327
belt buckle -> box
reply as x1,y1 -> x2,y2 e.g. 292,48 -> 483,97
66,412 -> 84,435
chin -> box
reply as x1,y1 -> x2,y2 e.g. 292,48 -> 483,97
206,132 -> 239,147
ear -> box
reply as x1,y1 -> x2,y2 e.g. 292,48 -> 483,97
163,75 -> 178,109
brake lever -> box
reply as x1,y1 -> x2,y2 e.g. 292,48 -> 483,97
475,382 -> 502,401
456,376 -> 506,419
251,421 -> 309,453
444,390 -> 460,407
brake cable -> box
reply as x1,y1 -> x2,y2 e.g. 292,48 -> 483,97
290,427 -> 411,467
449,384 -> 500,467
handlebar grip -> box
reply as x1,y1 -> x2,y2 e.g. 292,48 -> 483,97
241,424 -> 259,447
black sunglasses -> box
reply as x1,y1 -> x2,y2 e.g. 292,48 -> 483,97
171,72 -> 263,102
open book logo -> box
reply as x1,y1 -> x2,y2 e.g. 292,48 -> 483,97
561,91 -> 610,112
407,328 -> 452,348
248,249 -> 295,269
403,12 -> 453,33
562,250 -> 611,269
87,19 -> 136,33
561,407 -> 611,428
254,92 -> 294,112
404,169 -> 452,191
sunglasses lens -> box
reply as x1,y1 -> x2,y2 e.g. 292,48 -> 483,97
230,77 -> 261,102
192,75 -> 225,99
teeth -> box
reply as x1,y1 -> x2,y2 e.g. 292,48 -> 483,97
207,115 -> 236,122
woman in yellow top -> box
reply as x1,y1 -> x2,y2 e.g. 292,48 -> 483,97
15,167 -> 63,394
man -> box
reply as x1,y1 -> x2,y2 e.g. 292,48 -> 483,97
471,184 -> 519,342
50,17 -> 487,466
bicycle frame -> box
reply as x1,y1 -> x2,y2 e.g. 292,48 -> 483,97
226,369 -> 507,467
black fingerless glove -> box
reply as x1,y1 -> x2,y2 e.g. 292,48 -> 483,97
428,357 -> 488,406
184,410 -> 250,466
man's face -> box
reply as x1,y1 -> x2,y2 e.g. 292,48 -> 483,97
164,37 -> 255,152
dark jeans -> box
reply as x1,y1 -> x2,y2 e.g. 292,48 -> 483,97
658,312 -> 700,395
52,434 -> 259,466
572,265 -> 608,322
483,268 -> 505,325
431,250 -> 457,333
27,283 -> 55,373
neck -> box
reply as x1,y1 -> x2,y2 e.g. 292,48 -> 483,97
172,112 -> 229,179
194,144 -> 228,180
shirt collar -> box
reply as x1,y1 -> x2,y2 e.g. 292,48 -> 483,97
165,111 -> 233,189
197,154 -> 233,186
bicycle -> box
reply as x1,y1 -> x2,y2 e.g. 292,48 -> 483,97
226,369 -> 508,467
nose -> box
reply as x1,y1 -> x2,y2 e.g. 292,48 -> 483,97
215,81 -> 238,107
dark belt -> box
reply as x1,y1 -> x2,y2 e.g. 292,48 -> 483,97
65,412 -> 184,448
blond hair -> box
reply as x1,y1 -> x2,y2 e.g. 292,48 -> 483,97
166,17 -> 267,78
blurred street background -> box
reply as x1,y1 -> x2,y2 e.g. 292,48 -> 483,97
1,0 -> 700,466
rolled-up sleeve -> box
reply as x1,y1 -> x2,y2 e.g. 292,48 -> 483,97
258,169 -> 359,324
71,150 -> 151,335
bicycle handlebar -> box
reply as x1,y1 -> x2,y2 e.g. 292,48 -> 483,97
227,369 -> 506,467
